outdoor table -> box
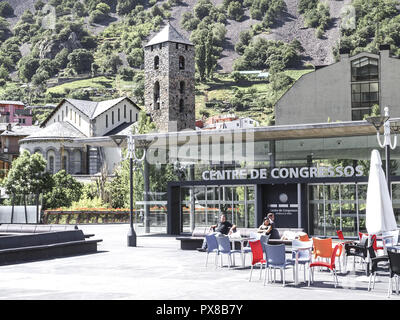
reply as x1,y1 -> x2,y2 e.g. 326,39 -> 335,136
291,246 -> 313,286
387,245 -> 400,252
228,236 -> 249,268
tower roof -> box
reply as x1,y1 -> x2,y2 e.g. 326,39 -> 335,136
145,22 -> 193,47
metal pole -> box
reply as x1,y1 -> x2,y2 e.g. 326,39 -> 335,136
127,157 -> 137,247
144,158 -> 150,233
386,144 -> 391,197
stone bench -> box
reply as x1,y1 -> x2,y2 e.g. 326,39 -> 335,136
176,227 -> 305,250
0,224 -> 95,238
0,229 -> 102,265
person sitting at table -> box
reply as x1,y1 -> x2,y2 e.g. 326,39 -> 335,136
258,217 -> 272,235
197,214 -> 236,252
267,212 -> 281,240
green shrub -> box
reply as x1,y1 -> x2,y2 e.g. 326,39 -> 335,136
0,2 -> 14,17
227,1 -> 244,21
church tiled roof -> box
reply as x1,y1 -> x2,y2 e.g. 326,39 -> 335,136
145,22 -> 193,47
21,121 -> 86,141
40,96 -> 141,127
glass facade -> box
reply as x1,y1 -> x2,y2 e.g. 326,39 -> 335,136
180,185 -> 255,232
136,127 -> 400,236
351,57 -> 379,121
308,183 -> 366,237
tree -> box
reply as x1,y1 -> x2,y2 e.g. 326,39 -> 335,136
227,1 -> 244,21
18,56 -> 40,82
2,151 -> 51,210
42,170 -> 83,209
0,2 -> 14,17
67,49 -> 94,73
191,23 -> 225,81
0,17 -> 10,41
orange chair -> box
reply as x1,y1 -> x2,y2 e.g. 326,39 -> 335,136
309,244 -> 343,288
312,237 -> 343,272
313,237 -> 333,260
299,234 -> 310,242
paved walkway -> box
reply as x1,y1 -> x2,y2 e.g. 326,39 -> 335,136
0,224 -> 398,300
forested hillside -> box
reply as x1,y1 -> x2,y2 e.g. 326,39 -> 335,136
0,0 -> 399,125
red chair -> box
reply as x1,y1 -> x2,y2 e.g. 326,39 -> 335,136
337,230 -> 344,240
249,240 -> 267,282
309,244 -> 343,288
359,232 -> 384,252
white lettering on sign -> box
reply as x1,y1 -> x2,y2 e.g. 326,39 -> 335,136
201,165 -> 365,181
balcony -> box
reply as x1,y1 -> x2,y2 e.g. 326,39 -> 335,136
14,109 -> 31,116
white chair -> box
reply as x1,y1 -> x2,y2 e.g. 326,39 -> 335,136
382,230 -> 399,252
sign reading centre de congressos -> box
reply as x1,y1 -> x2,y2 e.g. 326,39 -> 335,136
202,166 -> 364,181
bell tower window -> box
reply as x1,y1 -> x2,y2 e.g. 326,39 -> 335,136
154,81 -> 160,110
154,56 -> 159,70
179,81 -> 185,94
179,56 -> 185,70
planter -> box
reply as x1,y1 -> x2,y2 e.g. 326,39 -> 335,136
43,210 -> 133,224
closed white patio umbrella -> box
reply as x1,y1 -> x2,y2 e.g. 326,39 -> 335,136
366,149 -> 397,236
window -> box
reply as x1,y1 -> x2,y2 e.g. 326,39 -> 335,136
179,81 -> 185,94
106,114 -> 108,128
79,114 -> 81,126
112,111 -> 114,125
351,57 -> 379,120
151,45 -> 153,51
179,56 -> 185,70
118,108 -> 120,122
351,57 -> 378,82
66,106 -> 68,117
176,43 -> 179,49
154,81 -> 160,110
124,105 -> 126,118
179,99 -> 184,112
154,56 -> 160,70
185,45 -> 188,51
130,110 -> 132,122
136,113 -> 138,121
62,110 -> 64,120
74,112 -> 76,123
58,115 -> 60,122
159,43 -> 162,49
48,156 -> 54,173
62,155 -> 68,172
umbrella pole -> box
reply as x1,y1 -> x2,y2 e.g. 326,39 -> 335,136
367,234 -> 372,276
385,145 -> 391,196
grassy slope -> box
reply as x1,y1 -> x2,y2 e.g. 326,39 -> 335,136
44,68 -> 314,124
195,68 -> 314,124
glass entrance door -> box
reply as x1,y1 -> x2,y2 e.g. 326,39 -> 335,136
180,185 -> 255,232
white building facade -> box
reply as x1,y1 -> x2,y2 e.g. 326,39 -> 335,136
19,97 -> 141,176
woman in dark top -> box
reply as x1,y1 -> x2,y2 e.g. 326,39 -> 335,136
258,217 -> 272,235
267,212 -> 281,239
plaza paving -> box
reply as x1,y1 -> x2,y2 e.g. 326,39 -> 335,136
0,224 -> 398,300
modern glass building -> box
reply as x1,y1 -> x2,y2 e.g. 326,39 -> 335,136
132,119 -> 400,238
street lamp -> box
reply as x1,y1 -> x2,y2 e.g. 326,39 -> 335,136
124,133 -> 146,247
366,106 -> 399,191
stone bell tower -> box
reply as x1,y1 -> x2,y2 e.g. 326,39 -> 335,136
144,22 -> 195,132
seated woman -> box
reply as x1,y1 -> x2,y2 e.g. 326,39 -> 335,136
258,217 -> 272,235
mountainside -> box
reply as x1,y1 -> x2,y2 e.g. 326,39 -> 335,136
1,0 -> 400,126
3,0 -> 349,72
